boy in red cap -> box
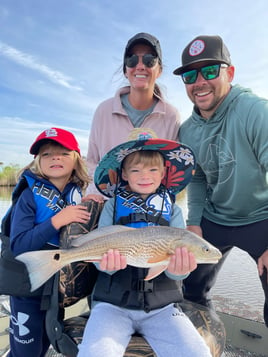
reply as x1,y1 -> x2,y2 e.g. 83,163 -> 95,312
7,127 -> 91,357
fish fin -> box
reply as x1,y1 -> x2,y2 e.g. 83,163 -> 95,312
16,250 -> 64,292
71,225 -> 136,247
144,265 -> 168,280
147,254 -> 169,264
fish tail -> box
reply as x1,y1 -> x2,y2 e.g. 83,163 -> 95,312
16,249 -> 65,292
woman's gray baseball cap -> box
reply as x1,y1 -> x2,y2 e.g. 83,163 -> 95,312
173,35 -> 231,75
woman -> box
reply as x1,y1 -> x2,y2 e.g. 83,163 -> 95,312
84,32 -> 180,197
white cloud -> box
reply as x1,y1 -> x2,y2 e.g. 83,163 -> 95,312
0,41 -> 82,90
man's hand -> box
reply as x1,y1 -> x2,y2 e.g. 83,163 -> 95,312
258,248 -> 268,282
187,225 -> 203,237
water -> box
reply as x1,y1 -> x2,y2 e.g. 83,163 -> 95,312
176,191 -> 265,321
0,187 -> 265,322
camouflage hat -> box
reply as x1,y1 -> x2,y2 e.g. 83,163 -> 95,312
94,130 -> 195,198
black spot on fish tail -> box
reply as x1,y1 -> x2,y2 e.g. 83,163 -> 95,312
53,253 -> 60,261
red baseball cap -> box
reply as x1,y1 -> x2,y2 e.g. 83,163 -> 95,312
30,127 -> 81,155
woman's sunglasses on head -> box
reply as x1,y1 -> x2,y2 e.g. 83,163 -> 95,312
181,64 -> 229,84
125,54 -> 158,68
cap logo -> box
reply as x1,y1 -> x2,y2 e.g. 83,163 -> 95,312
189,40 -> 205,57
137,132 -> 154,140
44,128 -> 58,138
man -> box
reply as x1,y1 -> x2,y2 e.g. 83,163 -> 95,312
174,35 -> 268,326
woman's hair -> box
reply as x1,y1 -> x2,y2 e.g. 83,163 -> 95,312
122,150 -> 165,170
152,83 -> 162,98
19,142 -> 91,190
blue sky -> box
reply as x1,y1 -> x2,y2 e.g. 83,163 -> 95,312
1,0 -> 268,167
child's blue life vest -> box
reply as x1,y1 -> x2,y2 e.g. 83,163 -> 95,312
23,175 -> 81,246
114,188 -> 173,227
0,172 -> 81,296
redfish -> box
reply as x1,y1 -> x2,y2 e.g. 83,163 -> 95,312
16,225 -> 222,292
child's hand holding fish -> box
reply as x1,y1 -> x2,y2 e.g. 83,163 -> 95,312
51,205 -> 91,230
98,246 -> 197,277
167,247 -> 197,276
99,249 -> 127,271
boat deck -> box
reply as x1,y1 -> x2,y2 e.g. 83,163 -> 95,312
213,296 -> 267,357
44,345 -> 266,357
1,295 -> 267,357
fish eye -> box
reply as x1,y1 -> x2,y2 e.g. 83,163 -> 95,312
202,246 -> 210,253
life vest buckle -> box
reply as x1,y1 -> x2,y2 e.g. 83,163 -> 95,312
138,279 -> 154,292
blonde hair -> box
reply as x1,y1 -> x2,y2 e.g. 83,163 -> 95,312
122,150 -> 165,170
19,143 -> 90,190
